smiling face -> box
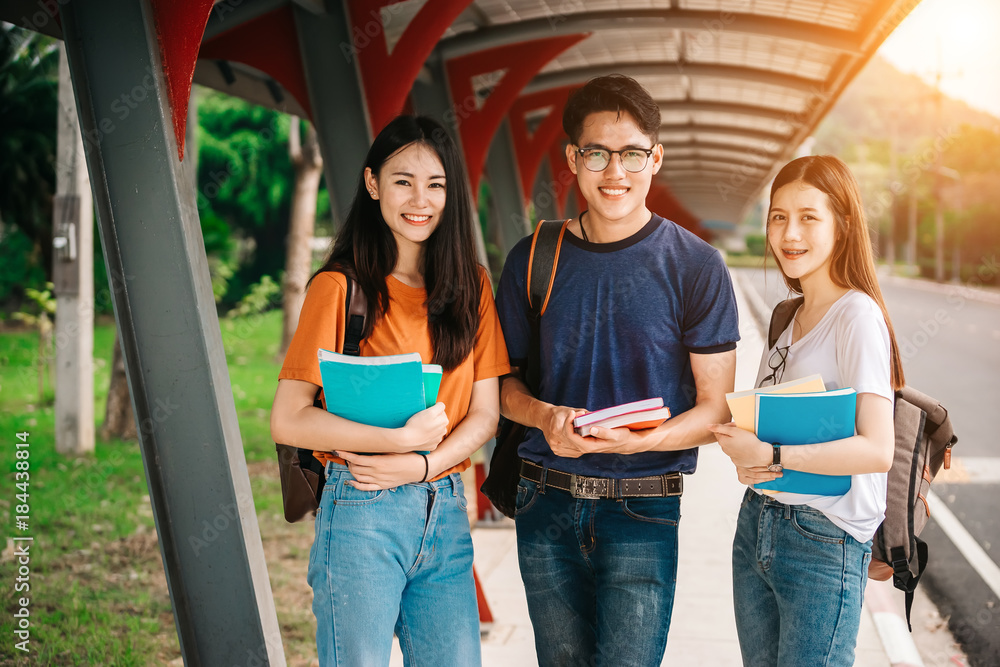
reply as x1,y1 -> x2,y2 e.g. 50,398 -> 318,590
767,180 -> 840,287
364,142 -> 446,252
566,110 -> 662,232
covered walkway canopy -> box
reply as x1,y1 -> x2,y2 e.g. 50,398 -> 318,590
3,0 -> 918,663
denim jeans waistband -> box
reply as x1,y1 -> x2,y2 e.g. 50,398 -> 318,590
325,459 -> 462,495
744,487 -> 827,515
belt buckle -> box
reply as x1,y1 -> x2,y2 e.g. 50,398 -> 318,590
570,474 -> 608,499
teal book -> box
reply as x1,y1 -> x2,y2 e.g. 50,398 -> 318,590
754,388 -> 856,496
317,350 -> 427,428
422,365 -> 443,407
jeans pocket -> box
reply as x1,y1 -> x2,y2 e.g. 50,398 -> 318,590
621,497 -> 680,526
790,509 -> 845,544
860,551 -> 872,603
333,481 -> 386,505
515,479 -> 538,516
456,477 -> 469,511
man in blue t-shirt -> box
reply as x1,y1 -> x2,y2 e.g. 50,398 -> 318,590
496,74 -> 740,666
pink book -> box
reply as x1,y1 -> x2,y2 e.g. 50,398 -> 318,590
573,398 -> 664,429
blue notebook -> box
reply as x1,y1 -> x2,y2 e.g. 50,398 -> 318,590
317,350 -> 442,428
754,388 -> 856,496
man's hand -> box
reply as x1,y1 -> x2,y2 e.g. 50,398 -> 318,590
397,402 -> 448,453
576,424 -> 654,455
540,405 -> 596,458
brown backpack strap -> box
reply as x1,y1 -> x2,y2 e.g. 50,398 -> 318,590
768,296 -> 804,349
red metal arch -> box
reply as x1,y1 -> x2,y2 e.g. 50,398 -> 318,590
446,33 -> 587,195
200,6 -> 313,122
508,86 -> 574,207
347,0 -> 473,134
149,0 -> 216,160
648,182 -> 705,236
546,139 -> 578,220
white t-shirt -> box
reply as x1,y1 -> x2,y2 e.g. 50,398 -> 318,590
754,290 -> 893,543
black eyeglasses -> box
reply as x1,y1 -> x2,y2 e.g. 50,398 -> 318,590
574,147 -> 654,173
758,346 -> 789,388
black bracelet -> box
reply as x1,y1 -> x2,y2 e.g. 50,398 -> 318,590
419,453 -> 429,482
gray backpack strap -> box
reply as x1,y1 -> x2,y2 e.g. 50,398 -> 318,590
767,296 -> 804,349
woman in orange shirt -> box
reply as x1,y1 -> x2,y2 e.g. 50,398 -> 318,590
271,115 -> 509,666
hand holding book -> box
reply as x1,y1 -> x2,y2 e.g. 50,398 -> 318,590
572,398 -> 671,436
399,402 -> 448,453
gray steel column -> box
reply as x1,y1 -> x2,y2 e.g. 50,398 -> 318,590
53,43 -> 94,455
485,119 -> 531,256
292,1 -> 372,227
59,1 -> 284,664
531,158 -> 559,222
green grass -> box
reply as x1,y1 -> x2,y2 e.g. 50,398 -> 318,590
0,311 -> 287,664
724,253 -> 769,269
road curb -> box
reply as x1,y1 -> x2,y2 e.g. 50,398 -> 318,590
866,579 -> 925,667
879,274 -> 1000,306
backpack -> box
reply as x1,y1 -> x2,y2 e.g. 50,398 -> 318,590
276,275 -> 368,523
768,296 -> 958,629
480,219 -> 570,518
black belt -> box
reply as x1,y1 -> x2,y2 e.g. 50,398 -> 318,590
519,460 -> 683,500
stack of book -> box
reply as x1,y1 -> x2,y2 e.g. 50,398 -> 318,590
573,398 -> 671,435
317,350 -> 442,428
725,375 -> 856,496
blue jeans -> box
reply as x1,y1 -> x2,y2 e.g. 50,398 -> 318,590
732,488 -> 872,667
308,462 -> 481,666
514,477 -> 681,667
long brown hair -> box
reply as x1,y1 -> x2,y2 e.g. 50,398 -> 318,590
767,155 -> 905,390
312,116 -> 481,370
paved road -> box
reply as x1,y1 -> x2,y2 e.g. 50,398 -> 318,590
734,266 -> 1000,667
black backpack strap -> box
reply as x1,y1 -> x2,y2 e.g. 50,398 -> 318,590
527,219 -> 570,318
768,296 -> 804,349
521,219 -> 570,392
343,276 -> 367,356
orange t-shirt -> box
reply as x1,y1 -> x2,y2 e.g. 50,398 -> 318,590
278,267 -> 510,478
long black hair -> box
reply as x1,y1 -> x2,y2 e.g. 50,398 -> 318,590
313,115 -> 482,370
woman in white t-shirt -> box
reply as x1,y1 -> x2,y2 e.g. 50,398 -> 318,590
710,155 -> 905,667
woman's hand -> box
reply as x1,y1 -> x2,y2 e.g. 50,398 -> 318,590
397,402 -> 448,453
736,465 -> 781,486
708,422 -> 772,468
337,450 -> 426,490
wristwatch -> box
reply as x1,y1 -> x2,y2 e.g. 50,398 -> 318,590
767,443 -> 783,473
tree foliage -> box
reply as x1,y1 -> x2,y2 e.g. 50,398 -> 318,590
196,91 -> 294,306
0,25 -> 58,306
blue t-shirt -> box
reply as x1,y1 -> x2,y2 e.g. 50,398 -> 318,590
496,214 -> 740,477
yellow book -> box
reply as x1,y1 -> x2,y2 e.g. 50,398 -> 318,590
725,374 -> 826,432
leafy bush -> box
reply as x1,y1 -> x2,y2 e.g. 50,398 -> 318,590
745,233 -> 767,256
227,274 -> 280,318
